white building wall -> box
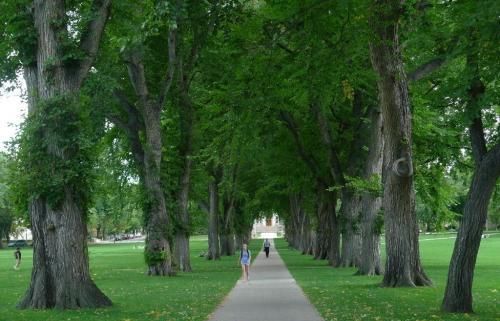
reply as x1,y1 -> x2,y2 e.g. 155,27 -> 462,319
251,214 -> 284,239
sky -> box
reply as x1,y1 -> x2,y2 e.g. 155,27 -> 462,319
0,87 -> 27,152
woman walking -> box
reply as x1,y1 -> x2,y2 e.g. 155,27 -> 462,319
239,243 -> 251,282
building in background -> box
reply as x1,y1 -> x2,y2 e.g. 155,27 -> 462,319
10,226 -> 32,241
252,214 -> 284,239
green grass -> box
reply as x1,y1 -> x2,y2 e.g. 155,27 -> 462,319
276,236 -> 500,321
0,238 -> 260,321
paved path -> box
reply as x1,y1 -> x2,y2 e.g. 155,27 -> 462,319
207,241 -> 324,321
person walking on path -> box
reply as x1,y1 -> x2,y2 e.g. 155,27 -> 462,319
14,247 -> 21,270
208,240 -> 325,321
239,243 -> 251,282
263,239 -> 271,258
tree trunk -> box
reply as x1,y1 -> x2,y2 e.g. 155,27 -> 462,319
172,164 -> 192,270
173,159 -> 192,271
18,0 -> 112,309
288,193 -> 313,253
370,0 -> 431,287
339,190 -> 362,267
327,195 -> 341,267
18,197 -> 112,309
219,182 -> 236,256
142,107 -> 175,276
207,179 -> 220,260
313,206 -> 329,260
220,232 -> 235,256
298,210 -> 314,255
441,143 -> 500,312
313,186 -> 338,262
284,201 -> 298,249
312,92 -> 366,268
357,108 -> 384,276
442,58 -> 500,312
235,230 -> 251,249
172,74 -> 195,272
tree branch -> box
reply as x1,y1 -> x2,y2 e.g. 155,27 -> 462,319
408,57 -> 445,82
263,25 -> 296,55
109,90 -> 146,173
157,28 -> 177,107
76,0 -> 112,86
469,115 -> 488,165
124,51 -> 149,107
278,110 -> 327,186
310,101 -> 345,185
198,201 -> 210,214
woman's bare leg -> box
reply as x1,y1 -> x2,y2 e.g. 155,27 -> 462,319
241,264 -> 246,281
245,264 -> 249,281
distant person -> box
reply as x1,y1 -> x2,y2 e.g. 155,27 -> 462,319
239,243 -> 251,282
263,239 -> 271,258
14,247 -> 21,270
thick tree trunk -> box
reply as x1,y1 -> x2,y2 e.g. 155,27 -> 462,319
172,79 -> 195,272
442,60 -> 500,312
289,194 -> 301,250
370,0 -> 431,287
172,162 -> 192,271
173,166 -> 192,271
142,128 -> 175,276
124,52 -> 175,276
313,187 -> 338,263
357,108 -> 384,276
339,190 -> 362,267
173,232 -> 190,271
299,212 -> 314,255
327,196 -> 341,267
288,193 -> 313,254
316,91 -> 365,268
207,179 -> 220,260
219,184 -> 236,256
18,197 -> 112,309
220,232 -> 235,256
313,211 -> 329,260
18,0 -> 112,309
235,230 -> 251,249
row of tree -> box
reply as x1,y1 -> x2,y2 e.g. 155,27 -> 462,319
0,0 -> 498,315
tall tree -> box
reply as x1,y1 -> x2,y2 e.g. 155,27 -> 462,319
441,10 -> 500,309
369,0 -> 431,287
2,0 -> 113,308
206,163 -> 222,260
357,107 -> 384,276
105,28 -> 178,275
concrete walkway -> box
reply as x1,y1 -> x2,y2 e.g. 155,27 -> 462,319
207,241 -> 324,321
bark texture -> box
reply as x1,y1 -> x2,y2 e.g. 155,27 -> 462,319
278,110 -> 339,263
441,142 -> 500,312
370,0 -> 431,287
314,187 -> 339,264
18,0 -> 112,309
338,191 -> 362,267
311,96 -> 366,268
219,166 -> 238,256
124,50 -> 175,276
286,193 -> 314,255
357,108 -> 384,276
207,170 -> 221,260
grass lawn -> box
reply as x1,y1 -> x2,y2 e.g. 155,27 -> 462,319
276,235 -> 500,321
0,238 -> 260,321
